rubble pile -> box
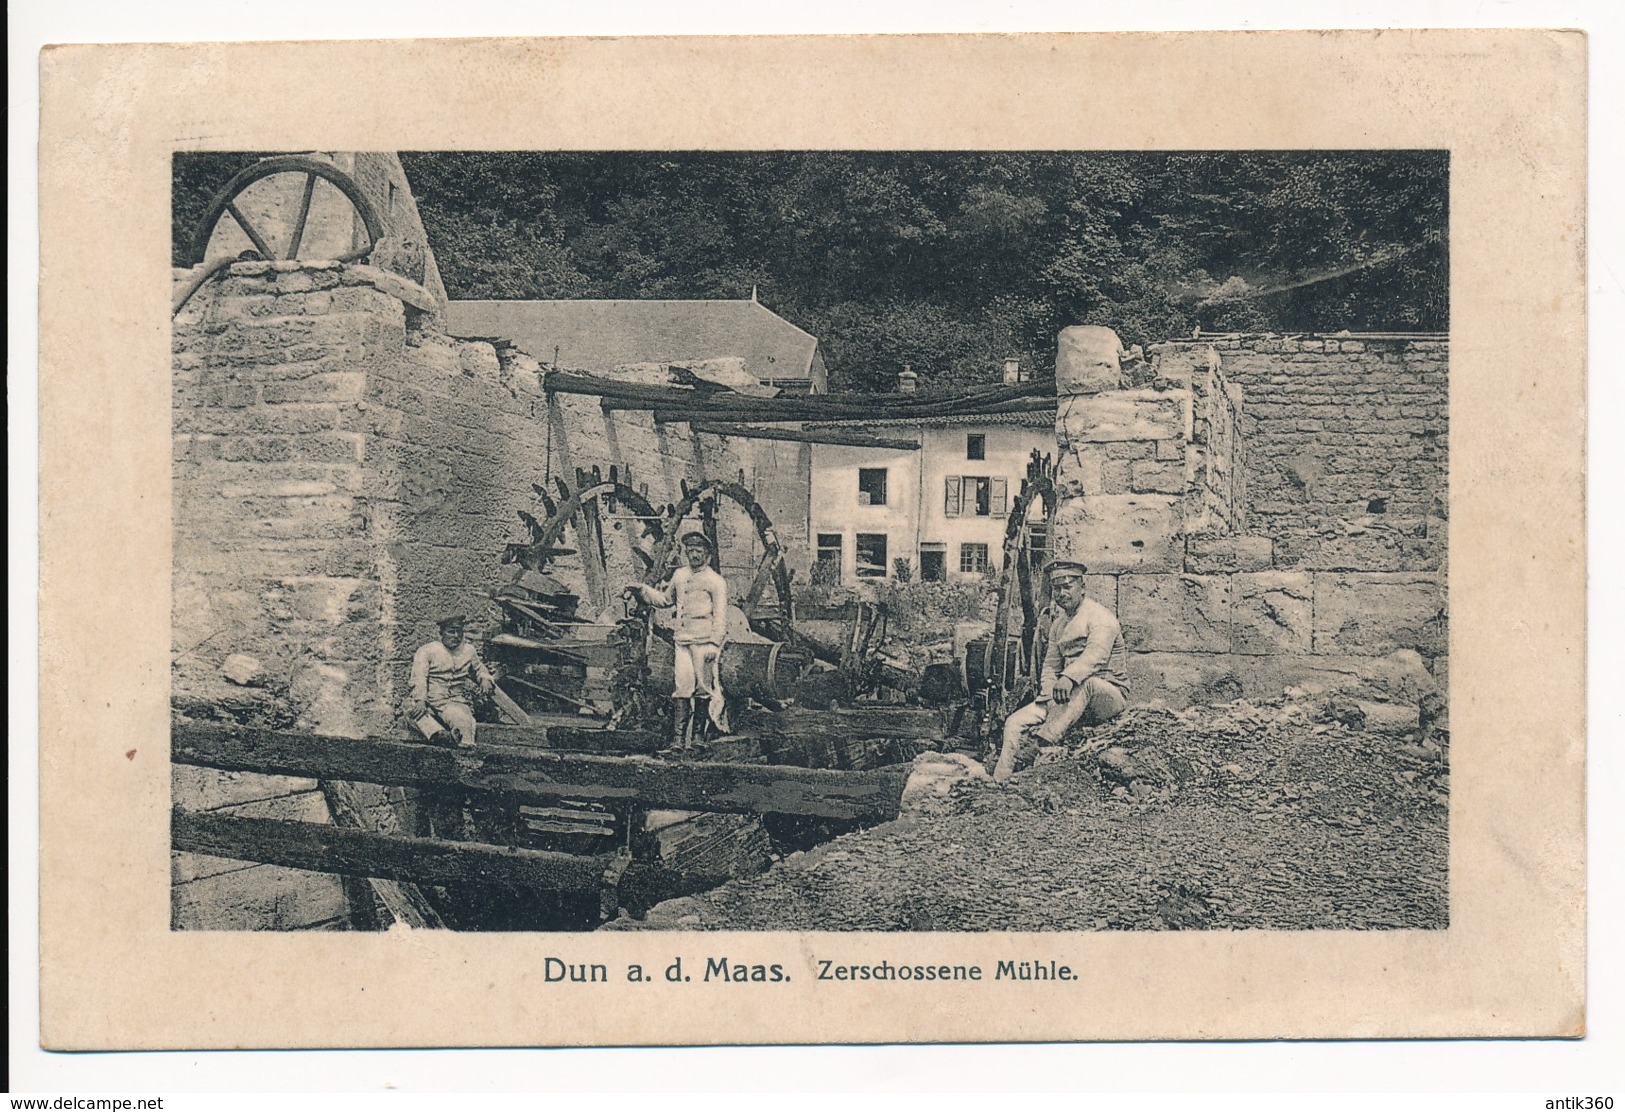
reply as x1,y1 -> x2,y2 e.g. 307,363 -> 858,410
613,697 -> 1448,932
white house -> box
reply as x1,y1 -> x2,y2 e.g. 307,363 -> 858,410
807,412 -> 1053,582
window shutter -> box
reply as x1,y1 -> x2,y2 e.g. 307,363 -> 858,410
944,475 -> 961,517
991,477 -> 1009,516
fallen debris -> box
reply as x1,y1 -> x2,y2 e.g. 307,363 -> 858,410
609,696 -> 1449,932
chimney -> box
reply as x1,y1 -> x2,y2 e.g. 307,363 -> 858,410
1002,357 -> 1022,384
897,364 -> 918,394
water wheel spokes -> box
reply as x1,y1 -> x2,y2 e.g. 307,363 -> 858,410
186,155 -> 385,267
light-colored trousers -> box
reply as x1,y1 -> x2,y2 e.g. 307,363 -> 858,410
994,677 -> 1127,780
674,641 -> 727,730
414,701 -> 478,746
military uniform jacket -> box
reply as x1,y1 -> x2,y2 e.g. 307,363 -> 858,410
637,565 -> 729,646
1037,596 -> 1130,700
409,641 -> 494,707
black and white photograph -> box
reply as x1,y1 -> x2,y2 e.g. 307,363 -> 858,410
167,147 -> 1451,935
28,28 -> 1591,1060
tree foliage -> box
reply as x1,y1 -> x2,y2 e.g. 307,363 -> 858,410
174,150 -> 1447,393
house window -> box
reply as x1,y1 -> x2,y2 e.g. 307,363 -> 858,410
966,434 -> 986,460
964,476 -> 992,516
855,533 -> 889,578
815,533 -> 843,584
919,543 -> 947,582
857,468 -> 888,507
959,543 -> 990,573
944,476 -> 1009,517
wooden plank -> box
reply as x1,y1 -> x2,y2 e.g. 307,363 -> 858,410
689,422 -> 921,451
753,706 -> 944,741
173,723 -> 910,822
545,370 -> 1050,418
173,809 -> 619,892
474,722 -> 663,754
488,684 -> 535,727
321,780 -> 445,929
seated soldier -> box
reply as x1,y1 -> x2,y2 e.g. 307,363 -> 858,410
406,612 -> 495,747
994,559 -> 1129,780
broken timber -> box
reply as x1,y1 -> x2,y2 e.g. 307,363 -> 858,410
476,722 -> 663,754
320,780 -> 445,928
543,370 -> 1053,425
173,808 -> 639,893
173,723 -> 909,823
688,422 -> 921,451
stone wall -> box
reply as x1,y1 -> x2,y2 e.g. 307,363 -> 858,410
170,259 -> 769,927
1050,341 -> 1244,575
1162,334 -> 1448,575
173,260 -> 778,732
1051,330 -> 1448,711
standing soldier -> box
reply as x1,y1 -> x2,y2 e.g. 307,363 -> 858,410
406,612 -> 496,747
625,531 -> 730,747
993,559 -> 1130,780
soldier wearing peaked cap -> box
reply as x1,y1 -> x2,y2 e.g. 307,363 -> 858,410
993,559 -> 1130,780
406,611 -> 496,747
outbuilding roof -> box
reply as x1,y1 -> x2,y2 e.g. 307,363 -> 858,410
445,298 -> 827,391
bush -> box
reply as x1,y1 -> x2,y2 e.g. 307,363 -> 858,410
892,557 -> 913,583
872,579 -> 995,642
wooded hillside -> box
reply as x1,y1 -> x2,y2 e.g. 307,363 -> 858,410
174,150 -> 1447,393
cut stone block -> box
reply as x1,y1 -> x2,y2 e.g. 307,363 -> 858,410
1184,535 -> 1274,574
1130,459 -> 1185,494
1081,574 -> 1119,613
1313,573 -> 1446,656
1125,651 -> 1242,709
1147,342 -> 1220,389
1057,391 -> 1186,445
458,341 -> 502,381
1119,574 -> 1231,652
1055,325 -> 1125,395
1231,571 -> 1313,654
1051,494 -> 1183,574
1055,442 -> 1108,497
1271,530 -> 1443,573
1231,653 -> 1429,702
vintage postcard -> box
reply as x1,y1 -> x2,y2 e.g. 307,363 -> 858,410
37,31 -> 1585,1047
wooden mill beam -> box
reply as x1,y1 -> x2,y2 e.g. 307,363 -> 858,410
649,395 -> 1056,425
543,369 -> 1053,423
688,422 -> 921,450
172,723 -> 910,823
172,809 -> 625,892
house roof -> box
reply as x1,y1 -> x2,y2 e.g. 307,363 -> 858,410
444,298 -> 824,384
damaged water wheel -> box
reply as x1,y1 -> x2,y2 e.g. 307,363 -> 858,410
508,466 -> 667,611
186,155 -> 385,267
968,450 -> 1058,758
492,466 -> 668,722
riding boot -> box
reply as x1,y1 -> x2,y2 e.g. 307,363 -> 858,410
671,697 -> 694,751
689,697 -> 710,748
